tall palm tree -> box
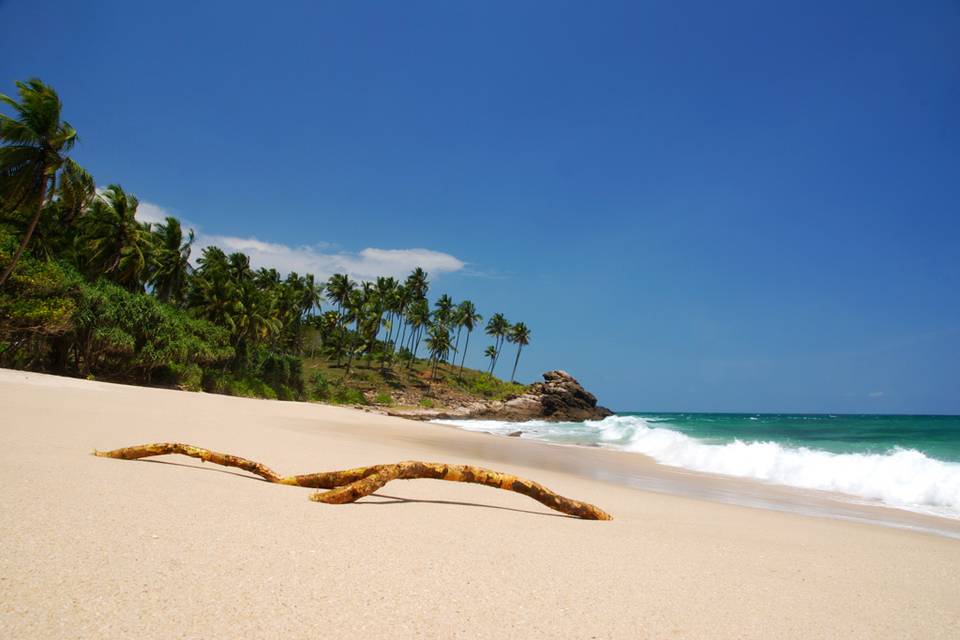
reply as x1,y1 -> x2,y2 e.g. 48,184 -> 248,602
56,158 -> 95,224
405,298 -> 430,365
227,251 -> 252,284
325,273 -> 356,363
484,345 -> 498,374
424,322 -> 453,386
374,276 -> 397,346
325,273 -> 352,316
79,185 -> 153,290
149,216 -> 194,304
28,158 -> 95,261
507,322 -> 531,383
189,246 -> 241,333
433,294 -> 454,329
456,301 -> 482,379
405,267 -> 429,301
0,79 -> 81,287
485,313 -> 509,376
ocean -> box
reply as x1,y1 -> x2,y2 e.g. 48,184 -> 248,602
433,413 -> 960,520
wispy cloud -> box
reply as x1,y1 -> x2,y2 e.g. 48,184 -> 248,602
133,200 -> 172,226
132,199 -> 465,281
199,234 -> 465,280
868,391 -> 885,398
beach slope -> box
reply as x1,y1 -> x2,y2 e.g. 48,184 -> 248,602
1,369 -> 958,639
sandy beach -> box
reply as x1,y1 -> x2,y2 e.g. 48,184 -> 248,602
1,369 -> 958,639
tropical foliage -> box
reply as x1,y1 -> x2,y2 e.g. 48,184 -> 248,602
0,79 -> 532,403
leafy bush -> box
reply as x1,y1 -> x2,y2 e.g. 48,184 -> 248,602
373,391 -> 394,406
456,373 -> 527,400
167,362 -> 203,391
419,397 -> 435,409
308,371 -> 331,400
330,386 -> 366,405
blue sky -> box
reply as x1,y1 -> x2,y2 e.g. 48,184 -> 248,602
2,1 -> 958,413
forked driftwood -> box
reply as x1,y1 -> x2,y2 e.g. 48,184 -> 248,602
93,442 -> 612,520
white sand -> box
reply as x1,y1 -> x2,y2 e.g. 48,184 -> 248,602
1,369 -> 958,639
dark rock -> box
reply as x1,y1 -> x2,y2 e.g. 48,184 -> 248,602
385,370 -> 612,423
471,370 -> 613,422
507,431 -> 523,437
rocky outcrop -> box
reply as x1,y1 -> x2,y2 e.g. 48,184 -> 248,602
386,370 -> 613,423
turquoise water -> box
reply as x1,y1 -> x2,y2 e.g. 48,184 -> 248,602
435,413 -> 960,518
625,413 -> 960,462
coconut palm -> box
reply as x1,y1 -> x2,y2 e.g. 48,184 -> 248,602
56,158 -> 96,224
27,159 -> 95,261
424,322 -> 454,385
405,297 -> 430,364
507,322 -> 531,382
374,276 -> 397,345
0,79 -> 81,287
484,345 -> 498,374
456,301 -> 482,379
79,185 -> 153,290
405,267 -> 429,301
433,294 -> 454,329
484,313 -> 510,375
189,246 -> 241,333
149,216 -> 194,304
325,273 -> 352,316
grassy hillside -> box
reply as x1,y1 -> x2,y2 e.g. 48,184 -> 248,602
302,356 -> 527,409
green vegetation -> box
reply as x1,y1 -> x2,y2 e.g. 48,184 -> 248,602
0,78 -> 532,406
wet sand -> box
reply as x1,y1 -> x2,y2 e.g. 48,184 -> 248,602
2,369 -> 958,638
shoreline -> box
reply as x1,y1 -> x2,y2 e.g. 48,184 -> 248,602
2,368 -> 959,638
428,419 -> 960,540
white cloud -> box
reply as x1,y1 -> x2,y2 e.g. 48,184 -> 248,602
130,197 -> 465,281
868,391 -> 885,398
133,200 -> 172,225
198,234 -> 464,280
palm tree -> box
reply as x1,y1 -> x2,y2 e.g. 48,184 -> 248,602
405,267 -> 429,301
28,158 -> 94,261
0,79 -> 81,287
149,216 -> 194,304
405,298 -> 430,365
484,313 -> 509,375
424,322 -> 453,386
325,273 -> 355,364
456,301 -> 482,379
227,251 -> 252,284
189,246 -> 241,333
374,276 -> 397,346
484,345 -> 498,373
56,158 -> 95,224
433,294 -> 454,329
325,273 -> 352,317
79,185 -> 153,290
507,322 -> 531,383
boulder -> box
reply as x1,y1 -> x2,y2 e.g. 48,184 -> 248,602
474,370 -> 612,422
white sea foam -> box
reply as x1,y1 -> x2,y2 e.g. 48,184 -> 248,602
433,415 -> 960,519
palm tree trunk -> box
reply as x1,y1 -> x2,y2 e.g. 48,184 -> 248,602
458,331 -> 471,380
0,172 -> 49,288
491,336 -> 501,376
511,344 -> 523,382
397,317 -> 407,356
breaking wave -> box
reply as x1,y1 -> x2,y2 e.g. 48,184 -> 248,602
433,414 -> 960,518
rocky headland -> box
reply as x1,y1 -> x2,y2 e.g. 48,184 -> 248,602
386,370 -> 613,423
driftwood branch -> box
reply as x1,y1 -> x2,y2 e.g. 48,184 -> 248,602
94,442 -> 613,520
